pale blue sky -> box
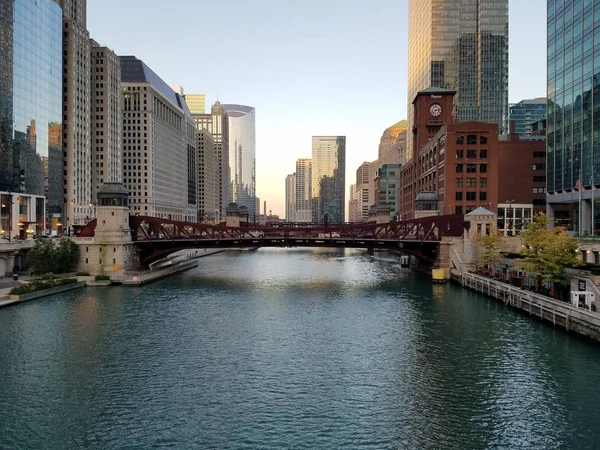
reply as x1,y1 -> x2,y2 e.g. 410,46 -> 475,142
88,0 -> 547,217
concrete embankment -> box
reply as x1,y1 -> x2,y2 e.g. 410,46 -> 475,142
0,281 -> 86,308
457,272 -> 600,342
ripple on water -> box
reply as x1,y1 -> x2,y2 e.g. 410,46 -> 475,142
0,249 -> 599,449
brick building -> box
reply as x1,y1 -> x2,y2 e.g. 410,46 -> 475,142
400,88 -> 546,234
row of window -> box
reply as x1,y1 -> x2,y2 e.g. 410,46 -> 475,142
456,149 -> 488,159
456,164 -> 487,173
456,135 -> 488,145
456,177 -> 487,188
455,192 -> 487,201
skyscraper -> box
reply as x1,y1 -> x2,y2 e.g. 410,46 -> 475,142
0,0 -> 63,236
378,120 -> 408,160
90,41 -> 122,195
407,0 -> 509,160
295,158 -> 312,222
311,136 -> 345,223
120,56 -> 197,222
193,102 -> 229,220
508,98 -> 547,136
285,173 -> 296,222
197,129 -> 219,223
546,0 -> 599,232
184,94 -> 206,115
222,104 -> 257,218
59,0 -> 93,228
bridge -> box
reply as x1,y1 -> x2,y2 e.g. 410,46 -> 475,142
78,214 -> 467,266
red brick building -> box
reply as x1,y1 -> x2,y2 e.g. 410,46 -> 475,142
400,88 -> 546,232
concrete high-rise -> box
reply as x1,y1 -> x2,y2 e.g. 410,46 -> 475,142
59,0 -> 93,228
295,158 -> 312,222
90,41 -> 122,196
285,173 -> 296,222
193,102 -> 229,220
407,0 -> 509,160
378,120 -> 408,160
311,136 -> 345,223
355,162 -> 374,222
197,129 -> 219,222
0,0 -> 63,236
222,104 -> 256,218
119,56 -> 197,222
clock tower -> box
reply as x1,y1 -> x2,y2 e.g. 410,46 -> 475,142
411,87 -> 456,158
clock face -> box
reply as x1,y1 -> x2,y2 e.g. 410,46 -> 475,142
429,103 -> 443,117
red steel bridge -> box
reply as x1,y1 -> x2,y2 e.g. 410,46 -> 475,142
80,214 -> 467,266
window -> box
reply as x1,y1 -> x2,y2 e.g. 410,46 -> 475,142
533,164 -> 546,170
455,205 -> 463,214
480,164 -> 487,173
466,206 -> 476,213
456,164 -> 463,173
467,135 -> 477,145
467,150 -> 477,159
480,150 -> 488,159
456,136 -> 464,145
480,136 -> 488,145
456,178 -> 463,187
533,187 -> 547,194
479,192 -> 487,201
533,176 -> 547,182
455,192 -> 463,201
467,178 -> 476,187
480,177 -> 487,187
466,192 -> 476,201
533,151 -> 546,158
467,164 -> 477,173
456,150 -> 464,159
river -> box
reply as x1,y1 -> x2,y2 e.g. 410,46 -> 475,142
1,248 -> 599,449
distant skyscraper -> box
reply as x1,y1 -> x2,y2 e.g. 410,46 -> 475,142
312,136 -> 345,223
59,0 -> 93,227
285,173 -> 296,222
90,41 -> 122,194
378,120 -> 408,160
407,0 -> 509,159
193,102 -> 230,220
222,104 -> 256,218
120,56 -> 197,222
0,0 -> 63,236
509,98 -> 547,136
295,158 -> 312,222
355,162 -> 374,221
197,129 -> 219,222
184,94 -> 206,115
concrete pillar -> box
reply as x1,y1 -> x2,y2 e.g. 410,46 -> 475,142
582,199 -> 592,235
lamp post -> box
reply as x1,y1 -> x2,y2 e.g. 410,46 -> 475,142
5,191 -> 13,242
506,199 -> 515,236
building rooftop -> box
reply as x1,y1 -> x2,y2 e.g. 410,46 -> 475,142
465,207 -> 495,217
119,56 -> 192,117
97,182 -> 129,196
413,87 -> 457,104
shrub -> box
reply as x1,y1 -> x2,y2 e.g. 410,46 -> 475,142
94,275 -> 110,281
9,278 -> 78,295
76,271 -> 91,277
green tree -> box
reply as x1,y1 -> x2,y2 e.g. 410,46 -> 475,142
29,238 -> 79,275
29,239 -> 56,275
475,230 -> 504,268
519,212 -> 580,286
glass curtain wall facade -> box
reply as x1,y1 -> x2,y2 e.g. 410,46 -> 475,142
0,0 -> 63,235
311,136 -> 346,223
509,99 -> 547,135
407,0 -> 509,160
222,104 -> 256,218
547,0 -> 600,233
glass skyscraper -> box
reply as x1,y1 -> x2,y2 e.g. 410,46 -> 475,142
547,0 -> 600,233
509,98 -> 547,135
407,0 -> 509,160
222,104 -> 257,218
0,0 -> 63,235
311,136 -> 346,223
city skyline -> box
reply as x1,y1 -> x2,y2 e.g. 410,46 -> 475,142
87,0 -> 547,217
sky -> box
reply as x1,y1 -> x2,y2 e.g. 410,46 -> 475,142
88,0 -> 547,218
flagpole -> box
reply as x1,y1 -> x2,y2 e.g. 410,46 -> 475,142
592,172 -> 595,236
579,186 -> 583,236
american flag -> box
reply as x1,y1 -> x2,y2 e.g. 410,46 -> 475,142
575,179 -> 583,191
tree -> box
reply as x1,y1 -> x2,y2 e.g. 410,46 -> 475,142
475,230 -> 504,268
29,238 -> 79,275
519,212 -> 579,286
